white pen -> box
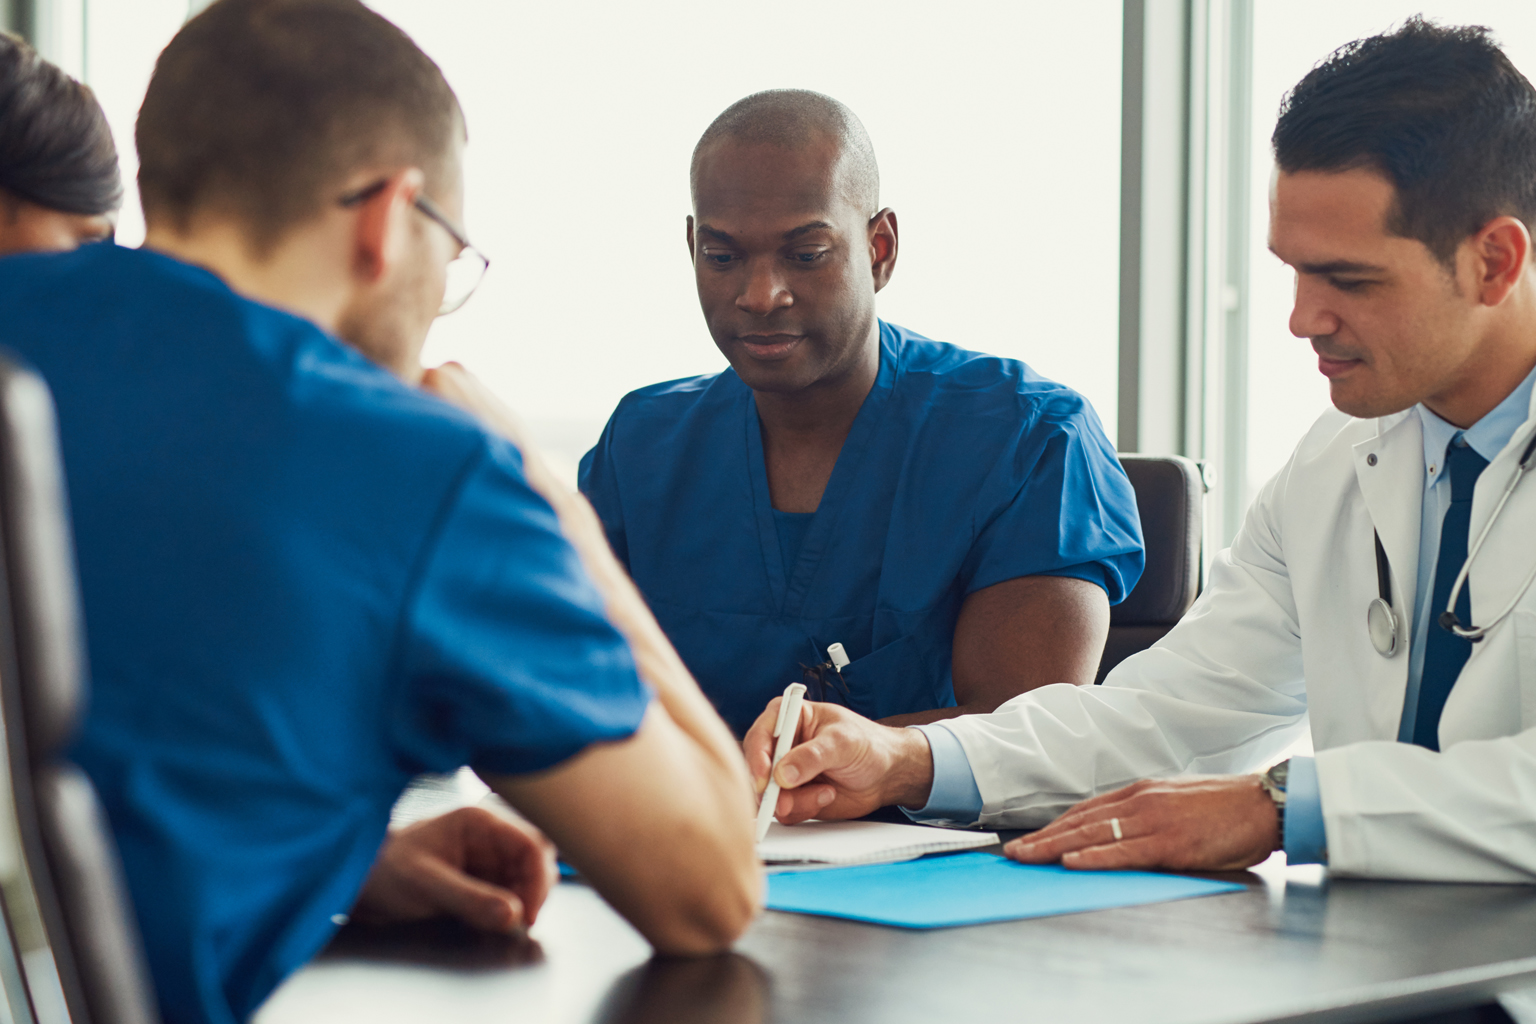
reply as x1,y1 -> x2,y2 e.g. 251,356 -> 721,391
754,682 -> 808,843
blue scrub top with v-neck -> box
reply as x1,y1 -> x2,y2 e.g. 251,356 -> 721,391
0,244 -> 651,1024
580,321 -> 1144,733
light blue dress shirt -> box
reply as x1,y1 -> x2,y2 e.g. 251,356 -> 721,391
908,365 -> 1536,859
903,724 -> 984,824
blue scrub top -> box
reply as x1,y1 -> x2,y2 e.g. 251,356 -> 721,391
580,321 -> 1143,733
0,245 -> 650,1024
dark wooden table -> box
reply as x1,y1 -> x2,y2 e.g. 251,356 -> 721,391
252,848 -> 1536,1024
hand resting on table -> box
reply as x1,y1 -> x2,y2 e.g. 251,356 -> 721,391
351,805 -> 558,933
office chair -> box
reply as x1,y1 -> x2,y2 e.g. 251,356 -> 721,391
1095,454 -> 1205,683
0,354 -> 160,1024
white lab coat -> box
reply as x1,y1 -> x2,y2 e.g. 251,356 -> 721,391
943,385 -> 1536,882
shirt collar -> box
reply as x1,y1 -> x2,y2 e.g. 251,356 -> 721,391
1417,362 -> 1536,488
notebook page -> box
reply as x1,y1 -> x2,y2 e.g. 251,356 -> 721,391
758,820 -> 997,867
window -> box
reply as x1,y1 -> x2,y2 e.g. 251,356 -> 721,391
78,1 -> 1125,470
1241,1 -> 1536,514
74,1 -> 188,243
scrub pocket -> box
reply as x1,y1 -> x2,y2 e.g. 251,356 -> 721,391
838,635 -> 944,721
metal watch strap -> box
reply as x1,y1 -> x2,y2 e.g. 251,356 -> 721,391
1256,759 -> 1289,849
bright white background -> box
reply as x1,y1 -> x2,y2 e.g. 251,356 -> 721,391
80,1 -> 1125,467
72,2 -> 1536,511
1243,1 -> 1536,510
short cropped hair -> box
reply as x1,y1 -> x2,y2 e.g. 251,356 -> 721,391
691,89 -> 879,217
1273,17 -> 1536,266
136,0 -> 461,252
0,31 -> 121,215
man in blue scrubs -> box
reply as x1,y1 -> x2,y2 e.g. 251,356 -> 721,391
0,3 -> 757,1023
581,90 -> 1144,736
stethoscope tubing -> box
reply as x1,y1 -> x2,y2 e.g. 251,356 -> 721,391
1369,428 -> 1536,657
1441,431 -> 1536,641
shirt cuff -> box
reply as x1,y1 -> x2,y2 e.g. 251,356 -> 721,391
1283,756 -> 1328,865
899,724 -> 985,827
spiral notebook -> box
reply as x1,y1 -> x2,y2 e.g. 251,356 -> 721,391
757,820 -> 997,871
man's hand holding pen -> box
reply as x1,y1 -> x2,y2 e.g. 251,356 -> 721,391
743,700 -> 935,823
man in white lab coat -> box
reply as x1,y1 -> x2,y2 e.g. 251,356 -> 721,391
746,17 -> 1536,888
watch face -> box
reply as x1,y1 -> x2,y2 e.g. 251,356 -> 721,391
1267,760 -> 1290,791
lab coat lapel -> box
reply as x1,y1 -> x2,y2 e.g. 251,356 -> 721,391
1351,411 -> 1423,651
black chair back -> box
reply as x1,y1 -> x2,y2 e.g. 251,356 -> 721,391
0,355 -> 159,1024
1096,454 -> 1205,683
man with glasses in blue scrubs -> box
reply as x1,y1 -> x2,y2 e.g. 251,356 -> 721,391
581,90 -> 1145,740
0,3 -> 758,1023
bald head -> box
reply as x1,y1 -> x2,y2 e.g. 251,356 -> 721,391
685,90 -> 897,401
690,89 -> 879,216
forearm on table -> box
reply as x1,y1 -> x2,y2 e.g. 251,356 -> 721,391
933,676 -> 1305,830
485,708 -> 760,954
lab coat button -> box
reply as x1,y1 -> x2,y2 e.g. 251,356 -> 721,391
1366,453 -> 1378,466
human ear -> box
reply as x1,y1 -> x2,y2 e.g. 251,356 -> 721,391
869,208 -> 898,293
686,215 -> 695,263
350,168 -> 426,285
1469,215 -> 1531,307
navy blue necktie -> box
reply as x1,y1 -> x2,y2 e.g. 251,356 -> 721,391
1414,437 -> 1489,750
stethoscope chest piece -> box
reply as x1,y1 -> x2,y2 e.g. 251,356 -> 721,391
1367,596 -> 1398,657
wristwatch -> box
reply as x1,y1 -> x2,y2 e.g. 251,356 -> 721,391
1256,759 -> 1289,850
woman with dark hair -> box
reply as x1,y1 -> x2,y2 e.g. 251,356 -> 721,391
0,31 -> 120,254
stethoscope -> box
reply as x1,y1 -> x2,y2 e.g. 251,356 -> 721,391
1368,430 -> 1536,656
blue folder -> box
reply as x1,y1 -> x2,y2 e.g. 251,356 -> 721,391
765,851 -> 1245,929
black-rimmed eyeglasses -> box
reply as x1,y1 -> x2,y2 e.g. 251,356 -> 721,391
338,180 -> 490,316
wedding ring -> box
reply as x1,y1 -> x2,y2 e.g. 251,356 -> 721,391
1110,817 -> 1123,842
